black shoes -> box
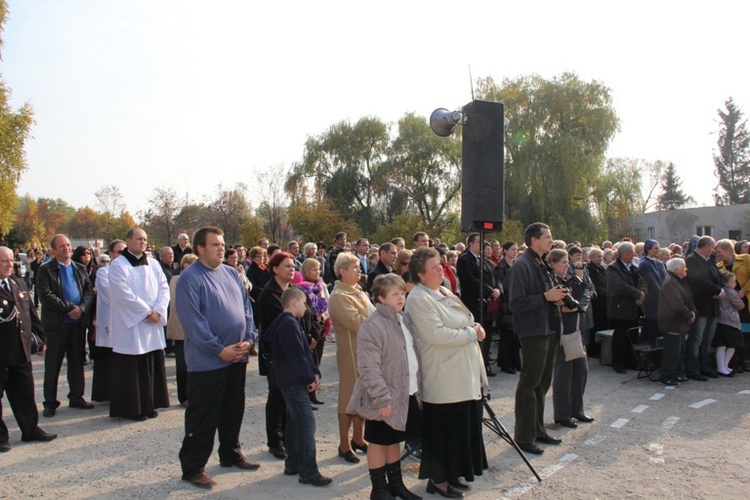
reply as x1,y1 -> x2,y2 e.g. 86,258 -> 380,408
675,376 -> 690,383
660,378 -> 679,386
299,474 -> 332,487
718,371 -> 735,377
518,443 -> 544,455
310,397 -> 325,405
500,367 -> 517,375
555,419 -> 578,428
21,429 -> 58,442
351,439 -> 368,454
0,441 -> 11,452
42,407 -> 56,418
536,435 -> 562,445
338,447 -> 360,463
220,457 -> 261,470
613,366 -> 627,374
69,399 -> 95,410
702,371 -> 718,379
269,444 -> 288,459
485,367 -> 497,377
687,374 -> 708,382
573,414 -> 595,423
426,479 -> 464,497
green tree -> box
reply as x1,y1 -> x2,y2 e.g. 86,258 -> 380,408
68,206 -> 105,239
288,196 -> 360,245
286,116 -> 390,235
476,72 -> 620,242
0,1 -> 34,237
385,112 -> 462,234
658,162 -> 694,210
714,97 -> 750,205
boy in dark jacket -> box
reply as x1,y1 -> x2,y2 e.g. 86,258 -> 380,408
265,287 -> 331,487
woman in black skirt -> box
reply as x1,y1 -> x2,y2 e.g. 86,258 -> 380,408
405,247 -> 488,498
347,274 -> 422,500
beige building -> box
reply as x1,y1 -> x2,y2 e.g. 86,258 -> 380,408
631,203 -> 750,245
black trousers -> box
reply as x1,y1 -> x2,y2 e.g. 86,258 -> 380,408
515,335 -> 558,444
497,325 -> 521,370
0,361 -> 40,442
265,364 -> 286,448
173,340 -> 188,405
43,322 -> 86,408
179,363 -> 246,479
611,319 -> 639,370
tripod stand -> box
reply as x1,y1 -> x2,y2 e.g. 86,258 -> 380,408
399,393 -> 542,483
482,391 -> 542,482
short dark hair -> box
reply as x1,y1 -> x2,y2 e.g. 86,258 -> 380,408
267,244 -> 281,256
413,231 -> 427,243
466,233 -> 480,246
193,227 -> 224,256
378,242 -> 394,256
524,222 -> 550,247
335,232 -> 347,242
224,248 -> 237,259
409,247 -> 440,285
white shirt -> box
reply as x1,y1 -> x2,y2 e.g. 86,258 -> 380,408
95,267 -> 113,348
400,316 -> 419,395
108,256 -> 170,355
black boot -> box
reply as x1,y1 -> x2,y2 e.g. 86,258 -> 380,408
386,461 -> 422,500
370,465 -> 396,500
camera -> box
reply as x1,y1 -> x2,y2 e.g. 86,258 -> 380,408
555,284 -> 581,311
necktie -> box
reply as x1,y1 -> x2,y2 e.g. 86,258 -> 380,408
2,280 -> 10,293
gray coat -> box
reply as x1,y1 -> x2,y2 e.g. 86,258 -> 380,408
346,303 -> 422,431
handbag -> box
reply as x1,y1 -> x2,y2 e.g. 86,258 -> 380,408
560,316 -> 586,361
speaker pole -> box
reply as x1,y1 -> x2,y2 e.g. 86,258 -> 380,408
479,229 -> 485,328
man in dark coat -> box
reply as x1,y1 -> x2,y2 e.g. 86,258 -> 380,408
365,242 -> 397,293
36,234 -> 96,417
606,242 -> 645,373
0,246 -> 57,451
457,233 -> 500,376
684,236 -> 725,380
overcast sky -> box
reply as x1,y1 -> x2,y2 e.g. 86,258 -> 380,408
3,0 -> 748,218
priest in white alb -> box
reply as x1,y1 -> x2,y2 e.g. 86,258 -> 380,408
108,228 -> 171,421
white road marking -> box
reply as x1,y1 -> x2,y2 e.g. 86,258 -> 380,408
648,443 -> 665,463
610,418 -> 629,428
689,399 -> 717,409
738,390 -> 750,395
650,393 -> 665,400
662,416 -> 680,429
664,386 -> 676,390
584,434 -> 607,446
632,405 -> 649,413
502,453 -> 579,497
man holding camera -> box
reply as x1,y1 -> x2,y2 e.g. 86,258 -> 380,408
506,223 -> 566,456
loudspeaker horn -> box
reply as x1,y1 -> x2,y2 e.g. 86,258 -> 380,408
429,108 -> 462,137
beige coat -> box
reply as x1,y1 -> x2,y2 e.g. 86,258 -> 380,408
346,303 -> 422,431
165,275 -> 184,341
406,283 -> 488,404
329,280 -> 375,412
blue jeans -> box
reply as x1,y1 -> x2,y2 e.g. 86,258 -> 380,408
280,384 -> 318,480
685,316 -> 718,375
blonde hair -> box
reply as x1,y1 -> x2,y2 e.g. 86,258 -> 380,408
301,258 -> 321,280
371,274 -> 407,303
334,252 -> 360,279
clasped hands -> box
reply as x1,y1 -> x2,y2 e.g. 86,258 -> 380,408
219,341 -> 253,363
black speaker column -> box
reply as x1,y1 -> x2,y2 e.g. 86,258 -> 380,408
461,100 -> 505,232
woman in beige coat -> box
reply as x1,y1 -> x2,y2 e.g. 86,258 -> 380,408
328,252 -> 375,464
166,253 -> 198,407
406,247 -> 488,498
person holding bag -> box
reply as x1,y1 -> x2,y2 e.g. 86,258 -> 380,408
548,249 -> 594,429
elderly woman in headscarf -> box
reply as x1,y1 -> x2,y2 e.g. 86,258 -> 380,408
639,239 -> 667,343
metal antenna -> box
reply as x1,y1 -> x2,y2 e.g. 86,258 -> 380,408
469,65 -> 475,101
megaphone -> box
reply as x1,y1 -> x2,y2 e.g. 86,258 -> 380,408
429,108 -> 462,137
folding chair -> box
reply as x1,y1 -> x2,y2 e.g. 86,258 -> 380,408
628,326 -> 664,381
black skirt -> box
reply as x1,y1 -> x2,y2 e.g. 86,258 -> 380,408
716,323 -> 745,348
365,395 -> 422,446
418,399 -> 487,484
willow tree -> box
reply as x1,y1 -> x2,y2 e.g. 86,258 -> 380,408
0,1 -> 34,237
476,72 -> 619,241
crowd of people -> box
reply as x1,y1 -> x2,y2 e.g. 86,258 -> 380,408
1,224 -> 749,498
